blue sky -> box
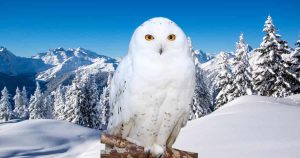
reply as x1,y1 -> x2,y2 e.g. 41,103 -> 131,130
0,0 -> 299,57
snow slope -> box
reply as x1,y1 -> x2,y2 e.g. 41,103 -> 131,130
174,94 -> 300,158
5,95 -> 297,158
0,119 -> 103,158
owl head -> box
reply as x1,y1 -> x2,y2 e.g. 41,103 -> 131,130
128,17 -> 190,58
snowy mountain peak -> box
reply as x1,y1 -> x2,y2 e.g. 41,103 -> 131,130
0,47 -> 50,75
32,47 -> 105,66
35,47 -> 118,81
0,46 -> 7,52
0,47 -> 16,58
75,47 -> 85,51
51,47 -> 66,52
193,50 -> 214,63
72,47 -> 101,59
216,51 -> 234,59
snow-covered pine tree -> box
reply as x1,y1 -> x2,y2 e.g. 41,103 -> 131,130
21,86 -> 28,107
214,52 -> 234,109
75,75 -> 101,129
87,75 -> 101,129
21,86 -> 29,118
190,68 -> 213,119
28,94 -> 34,113
188,37 -> 213,120
231,33 -> 252,97
99,73 -> 112,130
0,87 -> 13,122
286,36 -> 300,93
64,76 -> 82,123
43,95 -> 54,119
53,85 -> 66,120
294,36 -> 300,75
13,87 -> 26,118
251,16 -> 299,97
29,82 -> 46,119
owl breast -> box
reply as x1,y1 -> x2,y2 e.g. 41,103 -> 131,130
123,52 -> 195,146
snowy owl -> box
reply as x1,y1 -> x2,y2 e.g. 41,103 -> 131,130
107,17 -> 195,157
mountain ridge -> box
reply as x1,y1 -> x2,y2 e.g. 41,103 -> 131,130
0,47 -> 51,75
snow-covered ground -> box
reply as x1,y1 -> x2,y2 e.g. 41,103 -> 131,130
174,94 -> 300,158
0,119 -> 103,158
1,95 -> 300,158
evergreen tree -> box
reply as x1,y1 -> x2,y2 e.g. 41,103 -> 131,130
21,86 -> 29,118
231,33 -> 252,97
294,37 -> 300,77
21,86 -> 28,107
29,82 -> 46,119
99,73 -> 112,130
286,36 -> 300,93
214,52 -> 234,109
0,87 -> 13,122
294,37 -> 300,73
87,75 -> 101,129
251,16 -> 299,97
64,76 -> 82,123
190,69 -> 212,119
188,37 -> 213,119
75,75 -> 101,129
13,87 -> 26,118
53,85 -> 66,120
43,95 -> 54,119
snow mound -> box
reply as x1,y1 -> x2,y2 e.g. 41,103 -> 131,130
0,119 -> 103,158
174,94 -> 300,158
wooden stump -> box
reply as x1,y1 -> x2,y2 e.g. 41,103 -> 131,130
100,134 -> 198,158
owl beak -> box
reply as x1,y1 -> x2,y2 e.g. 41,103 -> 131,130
159,48 -> 163,55
159,46 -> 164,55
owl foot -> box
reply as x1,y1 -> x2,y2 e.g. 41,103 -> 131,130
150,144 -> 165,158
144,146 -> 151,157
144,146 -> 151,153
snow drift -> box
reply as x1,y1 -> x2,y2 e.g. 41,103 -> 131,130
174,94 -> 300,158
0,119 -> 102,158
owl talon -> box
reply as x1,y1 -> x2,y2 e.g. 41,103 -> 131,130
144,146 -> 151,157
144,146 -> 151,152
158,153 -> 163,158
151,144 -> 164,158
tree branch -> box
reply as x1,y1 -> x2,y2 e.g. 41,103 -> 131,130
100,133 -> 198,158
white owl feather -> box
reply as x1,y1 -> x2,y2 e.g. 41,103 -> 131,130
107,17 -> 195,157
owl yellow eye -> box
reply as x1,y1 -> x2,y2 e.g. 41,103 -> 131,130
167,34 -> 176,41
145,34 -> 154,41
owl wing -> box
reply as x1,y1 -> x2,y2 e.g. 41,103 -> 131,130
107,55 -> 133,136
